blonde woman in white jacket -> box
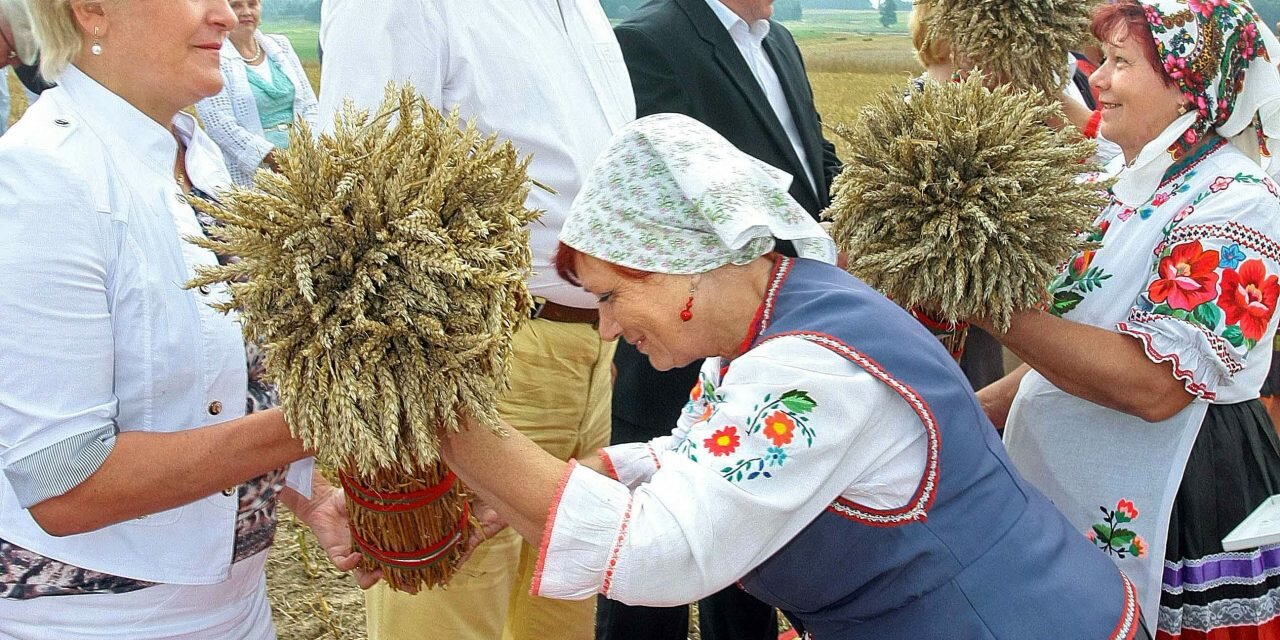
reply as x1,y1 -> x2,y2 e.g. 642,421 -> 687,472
196,0 -> 317,187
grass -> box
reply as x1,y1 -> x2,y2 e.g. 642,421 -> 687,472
2,11 -> 919,640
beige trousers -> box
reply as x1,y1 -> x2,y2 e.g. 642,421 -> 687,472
365,318 -> 615,640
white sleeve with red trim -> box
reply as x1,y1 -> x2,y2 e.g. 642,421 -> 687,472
1116,174 -> 1280,403
534,338 -> 926,605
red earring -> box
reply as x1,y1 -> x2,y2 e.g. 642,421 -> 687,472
680,285 -> 695,322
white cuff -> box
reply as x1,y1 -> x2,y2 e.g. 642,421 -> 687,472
532,461 -> 631,600
1117,316 -> 1233,401
285,458 -> 315,498
598,442 -> 663,490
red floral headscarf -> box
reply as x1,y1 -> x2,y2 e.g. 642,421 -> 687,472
1141,0 -> 1280,166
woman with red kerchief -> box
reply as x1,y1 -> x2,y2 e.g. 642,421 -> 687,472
979,1 -> 1280,636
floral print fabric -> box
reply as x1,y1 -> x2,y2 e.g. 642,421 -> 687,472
1139,0 -> 1280,165
560,113 -> 836,274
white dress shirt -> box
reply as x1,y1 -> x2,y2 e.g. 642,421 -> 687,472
318,0 -> 636,308
704,0 -> 816,194
534,336 -> 927,604
0,66 -> 302,594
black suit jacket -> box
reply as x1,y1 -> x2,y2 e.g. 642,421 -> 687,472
610,0 -> 842,437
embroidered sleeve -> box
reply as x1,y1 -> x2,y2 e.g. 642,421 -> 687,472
1117,172 -> 1280,400
534,338 -> 927,605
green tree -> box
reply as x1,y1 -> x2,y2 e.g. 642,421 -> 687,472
878,0 -> 897,28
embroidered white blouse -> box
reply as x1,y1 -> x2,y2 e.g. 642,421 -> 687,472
533,336 -> 927,605
1005,112 -> 1280,623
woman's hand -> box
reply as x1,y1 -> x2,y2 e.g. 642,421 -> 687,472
456,495 -> 509,567
282,474 -> 383,590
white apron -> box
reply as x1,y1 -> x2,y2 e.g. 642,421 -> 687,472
1005,123 -> 1280,627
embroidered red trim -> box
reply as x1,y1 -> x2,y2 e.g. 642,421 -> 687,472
1123,310 -> 1242,375
599,448 -> 619,481
760,331 -> 941,527
600,496 -> 635,597
531,460 -> 579,596
1108,572 -> 1140,640
1116,321 -> 1218,401
348,501 -> 470,569
646,444 -> 662,471
1164,221 -> 1280,263
339,470 -> 458,513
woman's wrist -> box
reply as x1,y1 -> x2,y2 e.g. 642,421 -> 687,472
282,472 -> 339,525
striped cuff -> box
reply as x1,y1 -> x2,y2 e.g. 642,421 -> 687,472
4,425 -> 117,508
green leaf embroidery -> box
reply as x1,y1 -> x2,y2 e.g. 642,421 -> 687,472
1224,325 -> 1246,348
1052,291 -> 1084,316
779,390 -> 818,414
1093,523 -> 1113,544
1191,302 -> 1223,331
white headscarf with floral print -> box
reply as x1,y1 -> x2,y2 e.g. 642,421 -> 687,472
560,113 -> 837,275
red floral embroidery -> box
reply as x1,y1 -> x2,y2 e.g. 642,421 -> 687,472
1148,240 -> 1221,311
1210,175 -> 1235,193
1218,258 -> 1280,342
762,411 -> 797,447
698,404 -> 714,423
1116,498 -> 1139,521
704,426 -> 741,457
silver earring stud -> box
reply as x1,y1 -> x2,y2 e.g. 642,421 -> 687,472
91,27 -> 102,55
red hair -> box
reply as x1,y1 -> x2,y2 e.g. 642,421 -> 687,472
553,242 -> 653,286
1090,0 -> 1178,88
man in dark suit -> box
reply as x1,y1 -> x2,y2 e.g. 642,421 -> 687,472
600,1 -> 841,639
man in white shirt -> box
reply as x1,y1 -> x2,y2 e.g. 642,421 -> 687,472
317,2 -> 634,639
603,1 -> 840,639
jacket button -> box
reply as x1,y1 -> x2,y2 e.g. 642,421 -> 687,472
174,192 -> 187,203
221,486 -> 237,497
53,118 -> 69,126
198,285 -> 212,295
208,401 -> 222,415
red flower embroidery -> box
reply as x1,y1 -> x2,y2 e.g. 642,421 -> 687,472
1147,241 -> 1221,311
1152,192 -> 1170,206
704,426 -> 741,456
1132,535 -> 1148,559
698,404 -> 715,423
1070,250 -> 1097,278
762,411 -> 797,447
1209,176 -> 1235,193
1218,258 -> 1280,342
1116,498 -> 1139,521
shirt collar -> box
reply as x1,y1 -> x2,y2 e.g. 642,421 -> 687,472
705,0 -> 770,43
56,65 -> 231,194
1109,111 -> 1198,206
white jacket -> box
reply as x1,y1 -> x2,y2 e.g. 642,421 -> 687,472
197,32 -> 319,187
0,67 -> 245,585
